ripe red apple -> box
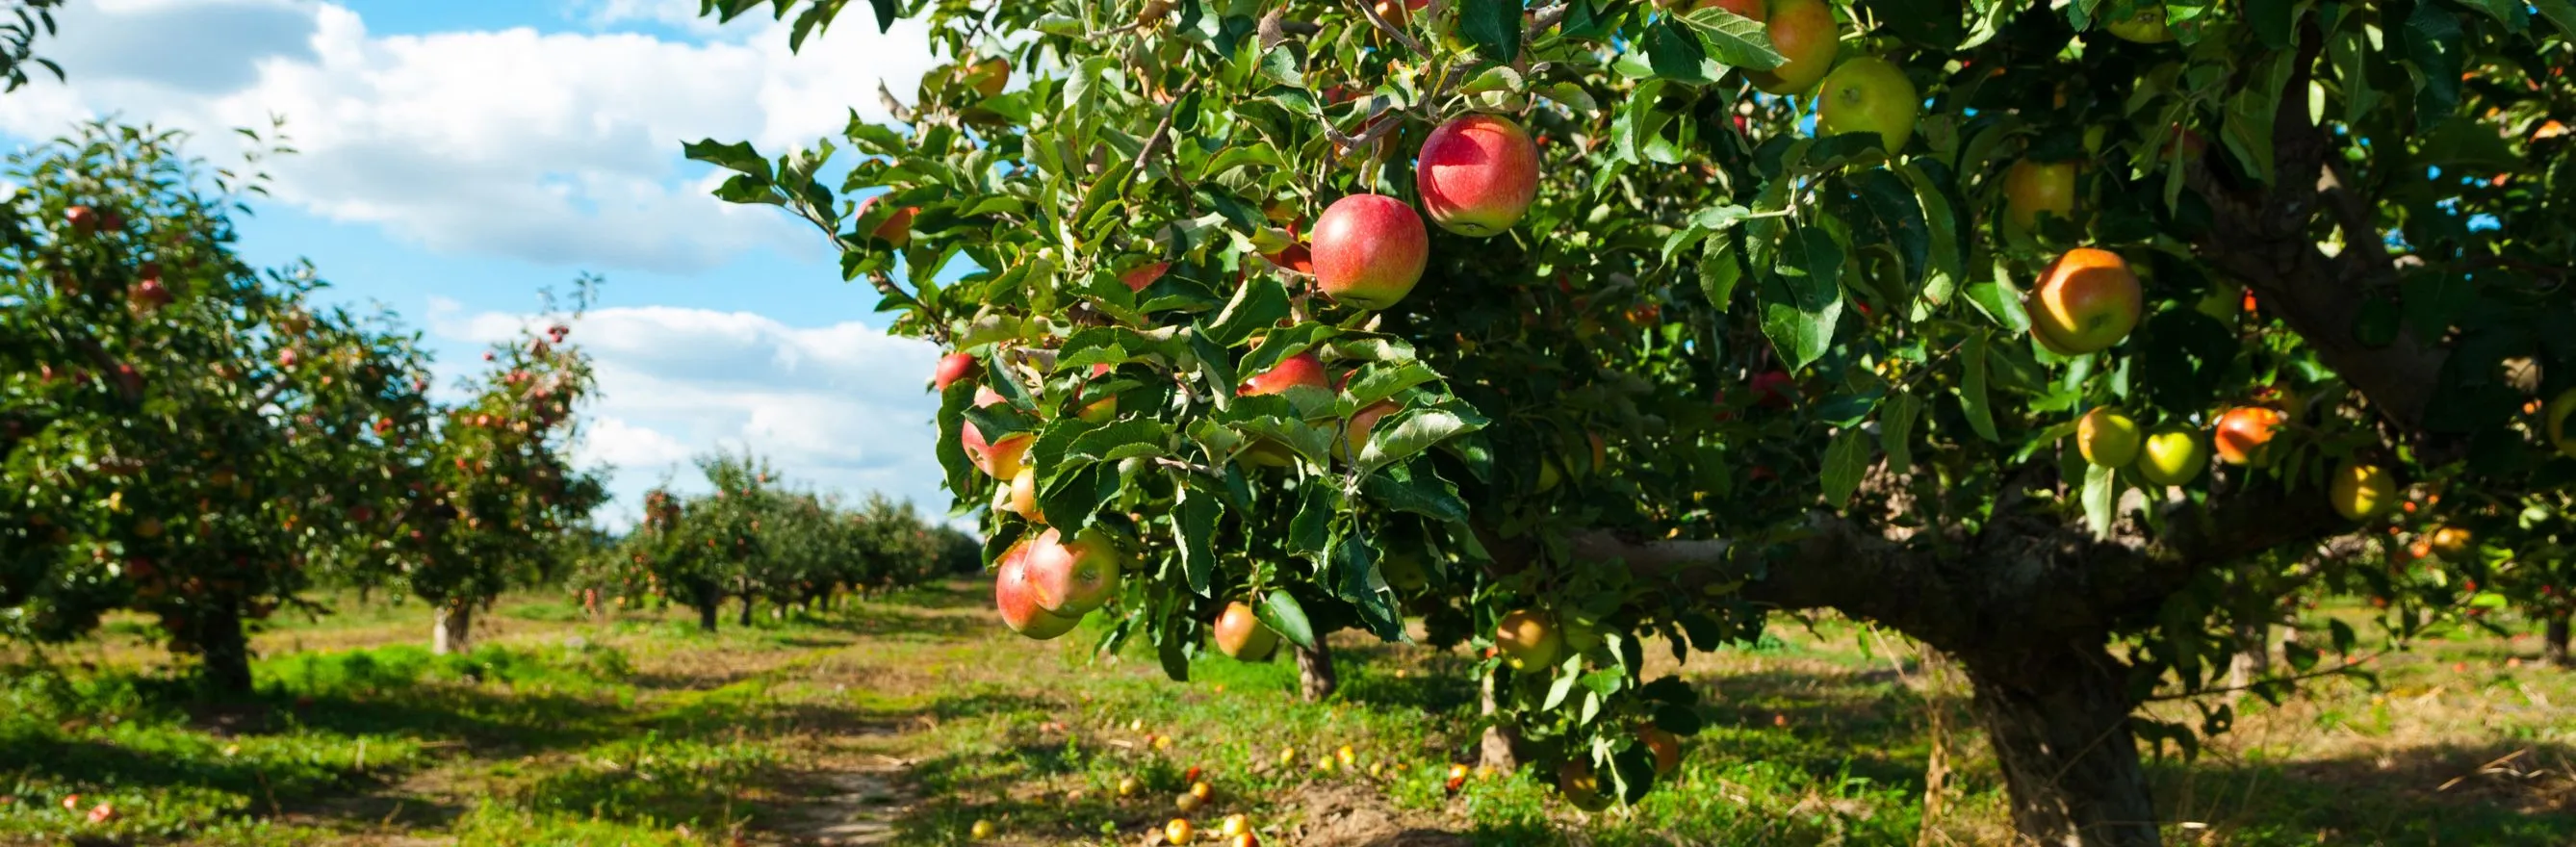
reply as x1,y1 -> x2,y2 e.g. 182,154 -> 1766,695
2212,406 -> 2283,466
1417,114 -> 1540,237
1121,261 -> 1169,293
857,194 -> 916,246
1816,57 -> 1919,151
995,542 -> 1080,639
129,277 -> 172,313
1370,0 -> 1430,25
1749,370 -> 1797,409
2025,247 -> 2141,354
1310,193 -> 1428,310
1239,352 -> 1329,397
276,348 -> 299,368
1495,608 -> 1563,670
2002,160 -> 2078,231
1639,726 -> 1682,775
67,205 -> 101,235
1744,0 -> 1839,94
1214,600 -> 1278,660
1022,526 -> 1124,614
933,352 -> 978,391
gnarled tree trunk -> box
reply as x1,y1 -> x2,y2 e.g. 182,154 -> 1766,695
1294,641 -> 1336,702
2225,620 -> 2270,695
431,602 -> 474,655
1959,644 -> 2159,847
1478,671 -> 1520,772
2546,613 -> 2571,667
192,602 -> 254,695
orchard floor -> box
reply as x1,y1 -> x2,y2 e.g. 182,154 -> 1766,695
3,581 -> 2571,847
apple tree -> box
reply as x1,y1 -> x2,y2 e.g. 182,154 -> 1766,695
2,121 -> 432,691
689,0 -> 2576,842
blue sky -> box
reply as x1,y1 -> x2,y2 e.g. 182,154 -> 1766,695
0,0 -> 957,527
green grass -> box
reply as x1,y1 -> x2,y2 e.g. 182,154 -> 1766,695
2,585 -> 2570,845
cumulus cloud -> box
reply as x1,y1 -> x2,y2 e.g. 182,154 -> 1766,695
443,305 -> 952,529
0,0 -> 946,272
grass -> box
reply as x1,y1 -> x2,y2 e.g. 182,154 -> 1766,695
0,585 -> 2567,846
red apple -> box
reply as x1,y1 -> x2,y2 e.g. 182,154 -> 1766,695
66,205 -> 100,236
129,277 -> 172,313
1339,401 -> 1398,463
1310,193 -> 1428,310
1238,352 -> 1329,397
1214,600 -> 1278,659
1022,526 -> 1125,614
995,541 -> 1080,639
857,194 -> 917,246
2212,406 -> 2283,466
1417,114 -> 1540,237
1749,371 -> 1797,409
1744,0 -> 1840,94
2025,247 -> 2141,354
933,352 -> 978,391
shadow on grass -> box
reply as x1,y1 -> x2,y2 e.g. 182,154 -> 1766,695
2151,740 -> 2576,846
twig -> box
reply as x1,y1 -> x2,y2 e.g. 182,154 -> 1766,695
1153,456 -> 1224,478
1348,0 -> 1427,55
1132,82 -> 1199,175
2143,648 -> 2389,703
1527,1 -> 1570,38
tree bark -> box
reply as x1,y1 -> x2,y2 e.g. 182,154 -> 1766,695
1478,671 -> 1520,772
431,603 -> 474,655
737,592 -> 755,628
1960,644 -> 2160,847
193,602 -> 254,695
693,582 -> 722,631
1294,641 -> 1337,702
2225,621 -> 2270,695
2546,613 -> 2571,667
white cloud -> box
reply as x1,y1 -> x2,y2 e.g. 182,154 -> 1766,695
444,305 -> 953,529
0,0 -> 946,272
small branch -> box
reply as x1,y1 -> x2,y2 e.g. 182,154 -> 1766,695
1348,0 -> 1427,56
1132,82 -> 1198,175
1153,456 -> 1223,478
1527,2 -> 1569,38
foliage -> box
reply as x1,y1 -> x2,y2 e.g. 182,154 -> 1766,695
690,0 -> 2576,841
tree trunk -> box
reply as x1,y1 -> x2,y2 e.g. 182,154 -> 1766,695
2547,613 -> 2571,667
1294,641 -> 1337,702
2225,620 -> 2270,695
693,583 -> 722,632
431,603 -> 474,655
1959,644 -> 2161,847
737,593 -> 755,628
193,602 -> 254,695
1478,672 -> 1520,772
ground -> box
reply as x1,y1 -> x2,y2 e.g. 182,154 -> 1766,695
2,580 -> 2570,846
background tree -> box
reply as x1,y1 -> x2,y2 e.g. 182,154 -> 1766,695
2,122 -> 430,691
724,1 -> 2567,842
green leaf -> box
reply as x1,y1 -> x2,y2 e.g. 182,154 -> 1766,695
1362,464 -> 1472,524
867,0 -> 897,33
1757,227 -> 1844,371
1174,486 -> 1221,597
1203,275 -> 1291,347
2243,0 -> 2300,49
2400,3 -> 2464,127
2220,51 -> 2296,182
1881,391 -> 1920,474
1851,169 -> 1929,285
1358,403 -> 1490,473
1459,0 -> 1525,64
2080,462 -> 2116,540
1894,162 -> 1965,317
1643,19 -> 1720,83
1157,611 -> 1192,681
1038,464 -> 1119,532
1333,533 -> 1404,639
1959,331 -> 2000,442
1964,258 -> 2031,333
1344,361 -> 1441,408
1061,419 -> 1172,467
1698,233 -> 1745,310
683,139 -> 773,179
2537,0 -> 2576,38
1676,7 -> 1786,70
1820,427 -> 1873,508
1257,588 -> 1319,651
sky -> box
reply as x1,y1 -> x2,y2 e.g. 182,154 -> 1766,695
0,0 -> 963,528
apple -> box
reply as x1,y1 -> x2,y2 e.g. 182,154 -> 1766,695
962,386 -> 1035,479
1639,726 -> 1682,776
67,205 -> 102,236
2134,425 -> 2206,486
1379,550 -> 1430,592
1118,775 -> 1142,797
1121,261 -> 1169,293
1371,0 -> 1430,25
2076,406 -> 2141,468
1166,818 -> 1196,845
1417,114 -> 1540,237
1176,792 -> 1204,813
2003,160 -> 2078,232
1816,57 -> 1919,151
2212,406 -> 2284,466
1238,352 -> 1329,397
1310,193 -> 1428,310
1023,526 -> 1124,614
1214,600 -> 1278,660
933,353 -> 978,390
1556,759 -> 1611,811
1003,467 -> 1040,521
1744,0 -> 1839,95
967,58 -> 1010,97
856,195 -> 916,246
1339,401 -> 1398,463
2544,388 -> 2576,458
129,277 -> 172,313
2104,4 -> 2176,42
2025,247 -> 2142,354
2429,526 -> 2473,559
1221,814 -> 1249,838
1749,370 -> 1798,409
2329,461 -> 2396,521
969,819 -> 994,839
995,542 -> 1081,639
1495,608 -> 1563,670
